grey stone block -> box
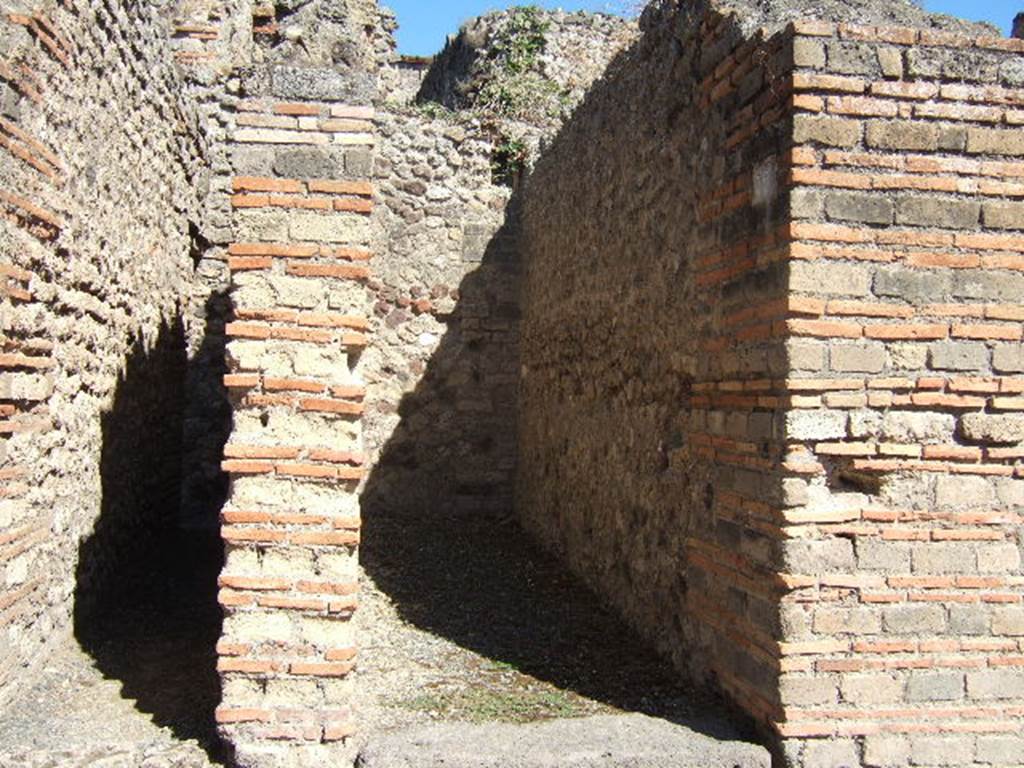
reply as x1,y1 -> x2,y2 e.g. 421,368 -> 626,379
826,191 -> 894,225
831,343 -> 886,373
936,475 -> 996,508
960,414 -> 1024,444
779,676 -> 838,706
967,670 -> 1024,700
793,115 -> 863,147
953,270 -> 1024,301
792,37 -> 826,68
928,341 -> 988,372
992,606 -> 1024,636
827,41 -> 880,75
874,267 -> 952,305
912,543 -> 976,574
977,735 -> 1024,765
791,262 -> 872,296
993,344 -> 1024,373
356,714 -> 771,768
908,736 -> 975,766
867,121 -> 938,151
905,672 -> 963,702
1002,57 -> 1024,88
857,539 -> 911,572
881,412 -> 955,444
896,196 -> 980,228
345,148 -> 374,176
273,147 -> 345,178
841,674 -> 902,705
784,539 -> 855,574
882,604 -> 947,634
270,66 -> 375,102
803,739 -> 859,768
983,201 -> 1024,230
949,604 -> 991,636
864,735 -> 910,768
785,410 -> 847,440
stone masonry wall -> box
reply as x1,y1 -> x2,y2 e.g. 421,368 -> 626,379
418,9 -> 636,120
360,111 -> 517,537
776,21 -> 1024,768
5,0 -> 1024,766
0,0 -> 205,705
518,3 -> 1024,767
519,0 -> 794,739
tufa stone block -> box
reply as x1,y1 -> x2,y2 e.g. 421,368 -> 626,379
785,410 -> 847,441
825,191 -> 894,225
905,672 -> 963,702
967,670 -> 1024,700
793,115 -> 863,147
896,196 -> 980,229
960,414 -> 1024,444
866,121 -> 938,151
977,735 -> 1024,766
928,341 -> 989,372
882,604 -> 947,634
863,735 -> 911,768
908,736 -> 975,767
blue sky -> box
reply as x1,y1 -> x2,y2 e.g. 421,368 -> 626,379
385,0 -> 1019,56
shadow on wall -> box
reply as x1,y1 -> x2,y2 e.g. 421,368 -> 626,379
73,294 -> 231,764
360,132 -> 752,738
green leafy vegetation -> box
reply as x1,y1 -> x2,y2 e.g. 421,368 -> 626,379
476,6 -> 568,123
490,131 -> 529,186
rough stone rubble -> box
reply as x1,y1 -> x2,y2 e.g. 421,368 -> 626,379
1,0 -> 1023,767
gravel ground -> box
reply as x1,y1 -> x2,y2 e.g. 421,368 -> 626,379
351,508 -> 754,748
0,636 -> 219,768
0,532 -> 225,768
0,514 -> 754,767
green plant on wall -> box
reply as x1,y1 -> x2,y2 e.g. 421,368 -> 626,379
491,131 -> 529,186
475,6 -> 567,123
495,4 -> 550,74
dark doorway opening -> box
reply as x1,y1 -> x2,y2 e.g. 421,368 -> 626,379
73,301 -> 230,764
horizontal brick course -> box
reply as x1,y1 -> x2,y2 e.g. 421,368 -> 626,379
778,20 -> 1024,766
218,95 -> 376,759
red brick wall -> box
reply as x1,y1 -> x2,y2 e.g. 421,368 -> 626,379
519,8 -> 1024,767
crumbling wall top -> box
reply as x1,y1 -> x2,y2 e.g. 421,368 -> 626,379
416,8 -> 637,126
684,0 -> 1001,36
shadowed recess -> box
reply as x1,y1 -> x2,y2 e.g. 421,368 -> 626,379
73,304 -> 229,764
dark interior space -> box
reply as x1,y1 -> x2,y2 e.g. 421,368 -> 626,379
73,301 -> 230,764
359,200 -> 757,741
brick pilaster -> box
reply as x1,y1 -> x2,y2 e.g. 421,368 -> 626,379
215,99 -> 375,764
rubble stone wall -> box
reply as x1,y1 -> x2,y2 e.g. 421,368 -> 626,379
518,0 -> 794,742
0,0 -> 205,704
360,111 -> 518,532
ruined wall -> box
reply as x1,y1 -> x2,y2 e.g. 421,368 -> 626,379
418,9 -> 636,122
518,0 -> 794,736
0,0 -> 205,703
360,111 -> 517,530
518,2 -> 1024,767
355,111 -> 522,663
776,20 -> 1024,768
